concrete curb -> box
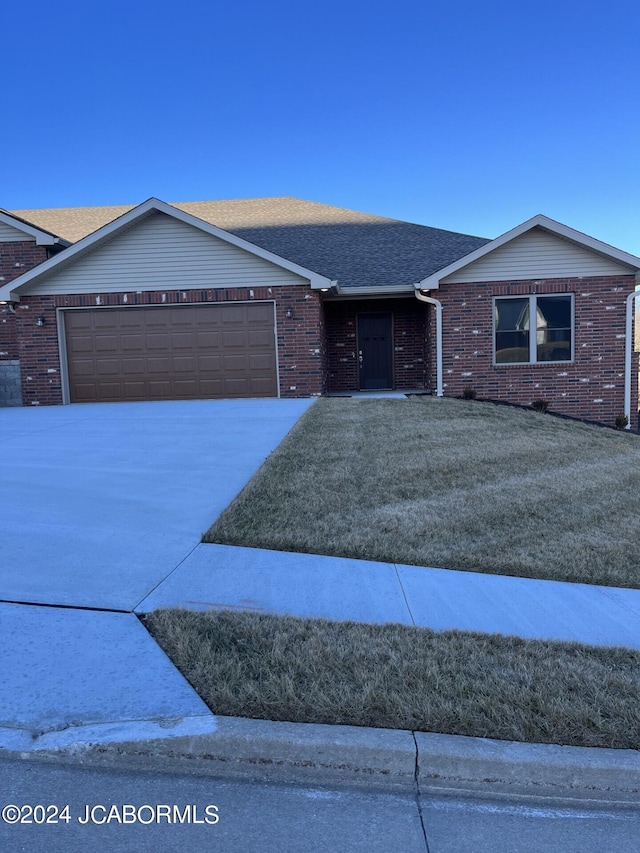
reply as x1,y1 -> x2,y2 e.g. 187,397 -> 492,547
415,732 -> 640,802
4,716 -> 640,802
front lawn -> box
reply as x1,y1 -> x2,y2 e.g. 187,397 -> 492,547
205,397 -> 640,588
143,609 -> 640,749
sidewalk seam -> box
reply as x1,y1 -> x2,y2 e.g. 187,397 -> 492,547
133,540 -> 202,612
394,564 -> 416,626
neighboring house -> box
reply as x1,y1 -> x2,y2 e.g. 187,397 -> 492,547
0,196 -> 638,427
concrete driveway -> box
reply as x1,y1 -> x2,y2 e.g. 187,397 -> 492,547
0,398 -> 313,748
1,398 -> 313,611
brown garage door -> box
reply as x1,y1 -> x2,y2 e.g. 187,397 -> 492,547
64,303 -> 278,402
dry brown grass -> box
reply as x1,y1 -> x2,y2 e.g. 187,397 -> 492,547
143,609 -> 640,749
205,397 -> 640,588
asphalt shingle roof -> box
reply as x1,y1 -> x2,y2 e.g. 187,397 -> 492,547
9,197 -> 490,292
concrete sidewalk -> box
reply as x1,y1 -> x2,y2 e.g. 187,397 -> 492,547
137,543 -> 640,650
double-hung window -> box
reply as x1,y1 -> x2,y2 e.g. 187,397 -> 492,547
494,295 -> 573,364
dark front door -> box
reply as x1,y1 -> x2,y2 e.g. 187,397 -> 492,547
357,313 -> 393,390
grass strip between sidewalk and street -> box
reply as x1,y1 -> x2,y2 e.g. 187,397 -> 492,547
204,397 -> 640,589
142,609 -> 640,750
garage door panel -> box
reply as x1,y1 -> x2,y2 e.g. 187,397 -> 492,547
146,357 -> 171,373
121,334 -> 145,351
142,311 -> 171,328
148,381 -> 172,397
68,336 -> 95,353
251,377 -> 277,395
120,313 -> 146,329
74,383 -> 98,400
171,332 -> 195,349
249,353 -> 275,371
196,331 -> 221,348
198,354 -> 222,371
96,359 -> 120,375
66,312 -> 93,331
99,382 -> 126,398
147,333 -> 171,349
224,378 -> 250,395
247,303 -> 274,323
95,335 -> 119,352
248,329 -> 273,347
199,379 -> 225,395
123,381 -> 147,398
172,356 -> 197,372
122,358 -> 147,374
72,359 -> 97,376
93,313 -> 120,330
65,303 -> 277,403
169,307 -> 197,325
173,380 -> 198,396
223,354 -> 249,371
221,330 -> 248,348
220,306 -> 245,324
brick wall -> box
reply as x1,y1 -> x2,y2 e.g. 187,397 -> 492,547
431,275 -> 637,427
0,241 -> 49,405
325,298 -> 428,392
15,285 -> 326,406
0,242 -> 49,360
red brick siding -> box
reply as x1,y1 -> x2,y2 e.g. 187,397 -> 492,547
15,285 -> 325,405
0,242 -> 49,359
432,275 -> 637,427
325,298 -> 428,392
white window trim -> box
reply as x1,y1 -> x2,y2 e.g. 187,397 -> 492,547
493,293 -> 574,366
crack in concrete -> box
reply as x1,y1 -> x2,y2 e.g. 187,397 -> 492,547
412,731 -> 431,852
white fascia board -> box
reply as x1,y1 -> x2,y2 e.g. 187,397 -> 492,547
416,214 -> 640,290
0,209 -> 69,247
0,282 -> 20,302
0,197 -> 333,302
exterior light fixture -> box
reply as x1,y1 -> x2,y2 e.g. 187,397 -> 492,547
36,316 -> 46,326
285,308 -> 293,319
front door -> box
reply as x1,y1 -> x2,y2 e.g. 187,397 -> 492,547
357,313 -> 393,390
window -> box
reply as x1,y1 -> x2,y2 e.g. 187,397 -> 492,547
494,295 -> 572,364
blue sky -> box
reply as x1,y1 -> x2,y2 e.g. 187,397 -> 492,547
4,0 -> 639,253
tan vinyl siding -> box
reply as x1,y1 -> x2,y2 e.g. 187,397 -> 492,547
442,227 -> 632,283
27,211 -> 308,295
0,222 -> 35,242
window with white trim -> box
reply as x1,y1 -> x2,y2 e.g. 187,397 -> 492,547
494,295 -> 573,364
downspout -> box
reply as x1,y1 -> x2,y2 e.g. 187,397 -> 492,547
624,288 -> 639,430
415,290 -> 443,397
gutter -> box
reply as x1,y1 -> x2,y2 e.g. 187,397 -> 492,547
414,290 -> 443,397
624,288 -> 639,429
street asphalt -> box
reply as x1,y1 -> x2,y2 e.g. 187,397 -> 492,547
1,397 -> 639,801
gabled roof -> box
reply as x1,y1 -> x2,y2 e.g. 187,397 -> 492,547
9,196 -> 489,293
0,198 -> 335,301
0,208 -> 71,247
416,214 -> 640,289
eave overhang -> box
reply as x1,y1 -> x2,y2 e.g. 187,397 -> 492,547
0,209 -> 71,248
0,198 -> 333,303
415,214 -> 640,291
